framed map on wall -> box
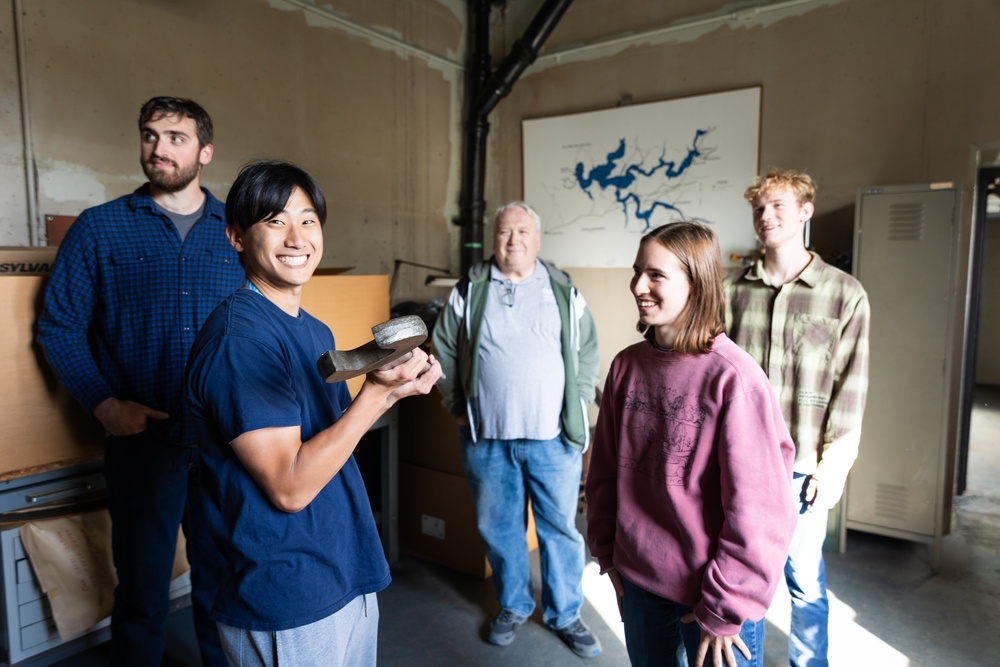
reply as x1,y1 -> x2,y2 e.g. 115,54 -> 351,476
522,86 -> 761,269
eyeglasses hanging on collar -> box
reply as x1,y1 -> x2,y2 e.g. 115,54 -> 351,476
499,278 -> 516,307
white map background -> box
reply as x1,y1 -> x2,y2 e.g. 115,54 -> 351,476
522,87 -> 761,268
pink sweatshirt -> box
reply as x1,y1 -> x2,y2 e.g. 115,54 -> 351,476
586,334 -> 796,637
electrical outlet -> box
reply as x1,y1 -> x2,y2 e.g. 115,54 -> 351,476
420,514 -> 446,540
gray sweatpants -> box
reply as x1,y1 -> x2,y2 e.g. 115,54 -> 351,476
217,593 -> 379,667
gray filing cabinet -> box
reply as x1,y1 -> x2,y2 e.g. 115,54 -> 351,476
1,528 -> 193,666
0,527 -> 110,665
0,462 -> 109,665
0,462 -> 192,665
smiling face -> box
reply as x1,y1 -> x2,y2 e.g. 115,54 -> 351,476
226,186 -> 323,298
140,113 -> 213,194
631,240 -> 692,350
751,185 -> 813,252
493,206 -> 542,281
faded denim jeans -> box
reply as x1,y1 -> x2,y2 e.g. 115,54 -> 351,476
786,473 -> 831,667
459,429 -> 585,630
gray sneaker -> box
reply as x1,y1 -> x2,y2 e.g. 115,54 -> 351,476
488,609 -> 528,646
552,618 -> 602,658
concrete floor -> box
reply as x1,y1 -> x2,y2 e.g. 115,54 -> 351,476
54,386 -> 1000,666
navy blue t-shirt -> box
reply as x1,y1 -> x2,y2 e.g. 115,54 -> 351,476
186,289 -> 390,631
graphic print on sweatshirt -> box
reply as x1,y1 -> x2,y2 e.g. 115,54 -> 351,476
621,380 -> 706,486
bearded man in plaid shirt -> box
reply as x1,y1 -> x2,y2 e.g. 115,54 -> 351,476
38,97 -> 242,666
724,169 -> 870,667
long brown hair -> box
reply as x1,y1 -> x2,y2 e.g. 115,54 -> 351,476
636,221 -> 725,354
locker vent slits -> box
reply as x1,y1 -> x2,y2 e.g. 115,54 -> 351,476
873,482 -> 909,522
886,203 -> 925,241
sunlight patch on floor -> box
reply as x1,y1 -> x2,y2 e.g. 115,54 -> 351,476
583,559 -> 916,665
767,585 -> 912,666
582,560 -> 626,647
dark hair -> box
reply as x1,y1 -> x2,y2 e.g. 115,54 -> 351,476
226,160 -> 327,232
138,97 -> 213,148
636,221 -> 725,354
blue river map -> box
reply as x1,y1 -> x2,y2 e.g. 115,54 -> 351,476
574,129 -> 712,232
522,87 -> 761,268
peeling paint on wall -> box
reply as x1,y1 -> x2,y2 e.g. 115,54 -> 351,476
533,0 -> 849,71
259,0 -> 467,286
269,0 -> 465,70
37,161 -> 111,208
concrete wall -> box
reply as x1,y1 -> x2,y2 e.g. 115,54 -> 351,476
0,1 -> 28,242
496,0 -> 998,226
486,0 -> 1000,391
0,0 -> 464,304
3,0 -> 998,390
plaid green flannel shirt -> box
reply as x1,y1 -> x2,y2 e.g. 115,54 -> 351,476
724,252 -> 870,485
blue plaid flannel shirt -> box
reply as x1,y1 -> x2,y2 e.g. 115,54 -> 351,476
38,184 -> 244,446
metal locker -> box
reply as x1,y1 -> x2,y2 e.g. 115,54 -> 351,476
845,183 -> 961,561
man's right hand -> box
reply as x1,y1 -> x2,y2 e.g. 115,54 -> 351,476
93,397 -> 169,436
606,567 -> 625,622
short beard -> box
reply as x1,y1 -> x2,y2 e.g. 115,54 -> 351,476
143,159 -> 201,194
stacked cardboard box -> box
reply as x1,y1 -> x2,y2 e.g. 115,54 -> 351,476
0,251 -> 382,481
0,247 -> 104,479
398,393 -> 538,578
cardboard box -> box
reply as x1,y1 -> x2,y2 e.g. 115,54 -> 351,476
397,392 -> 464,476
0,270 -> 388,480
0,275 -> 104,479
399,462 -> 537,579
0,246 -> 58,276
300,274 -> 389,397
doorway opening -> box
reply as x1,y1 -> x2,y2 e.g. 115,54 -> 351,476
954,163 -> 1000,551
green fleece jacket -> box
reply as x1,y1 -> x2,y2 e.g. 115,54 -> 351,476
431,258 -> 600,451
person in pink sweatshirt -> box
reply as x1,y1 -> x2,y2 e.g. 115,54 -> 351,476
586,221 -> 797,667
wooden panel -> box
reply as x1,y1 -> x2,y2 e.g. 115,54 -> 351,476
44,216 -> 77,247
0,277 -> 103,480
299,274 -> 390,396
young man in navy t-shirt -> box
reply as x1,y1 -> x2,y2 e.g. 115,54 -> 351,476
186,160 -> 441,665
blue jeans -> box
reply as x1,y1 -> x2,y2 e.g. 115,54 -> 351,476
458,430 -> 585,629
621,576 -> 764,667
786,474 -> 830,667
104,431 -> 225,667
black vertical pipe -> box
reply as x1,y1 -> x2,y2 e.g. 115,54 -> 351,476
470,0 -> 491,102
456,0 -> 493,274
456,0 -> 575,274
